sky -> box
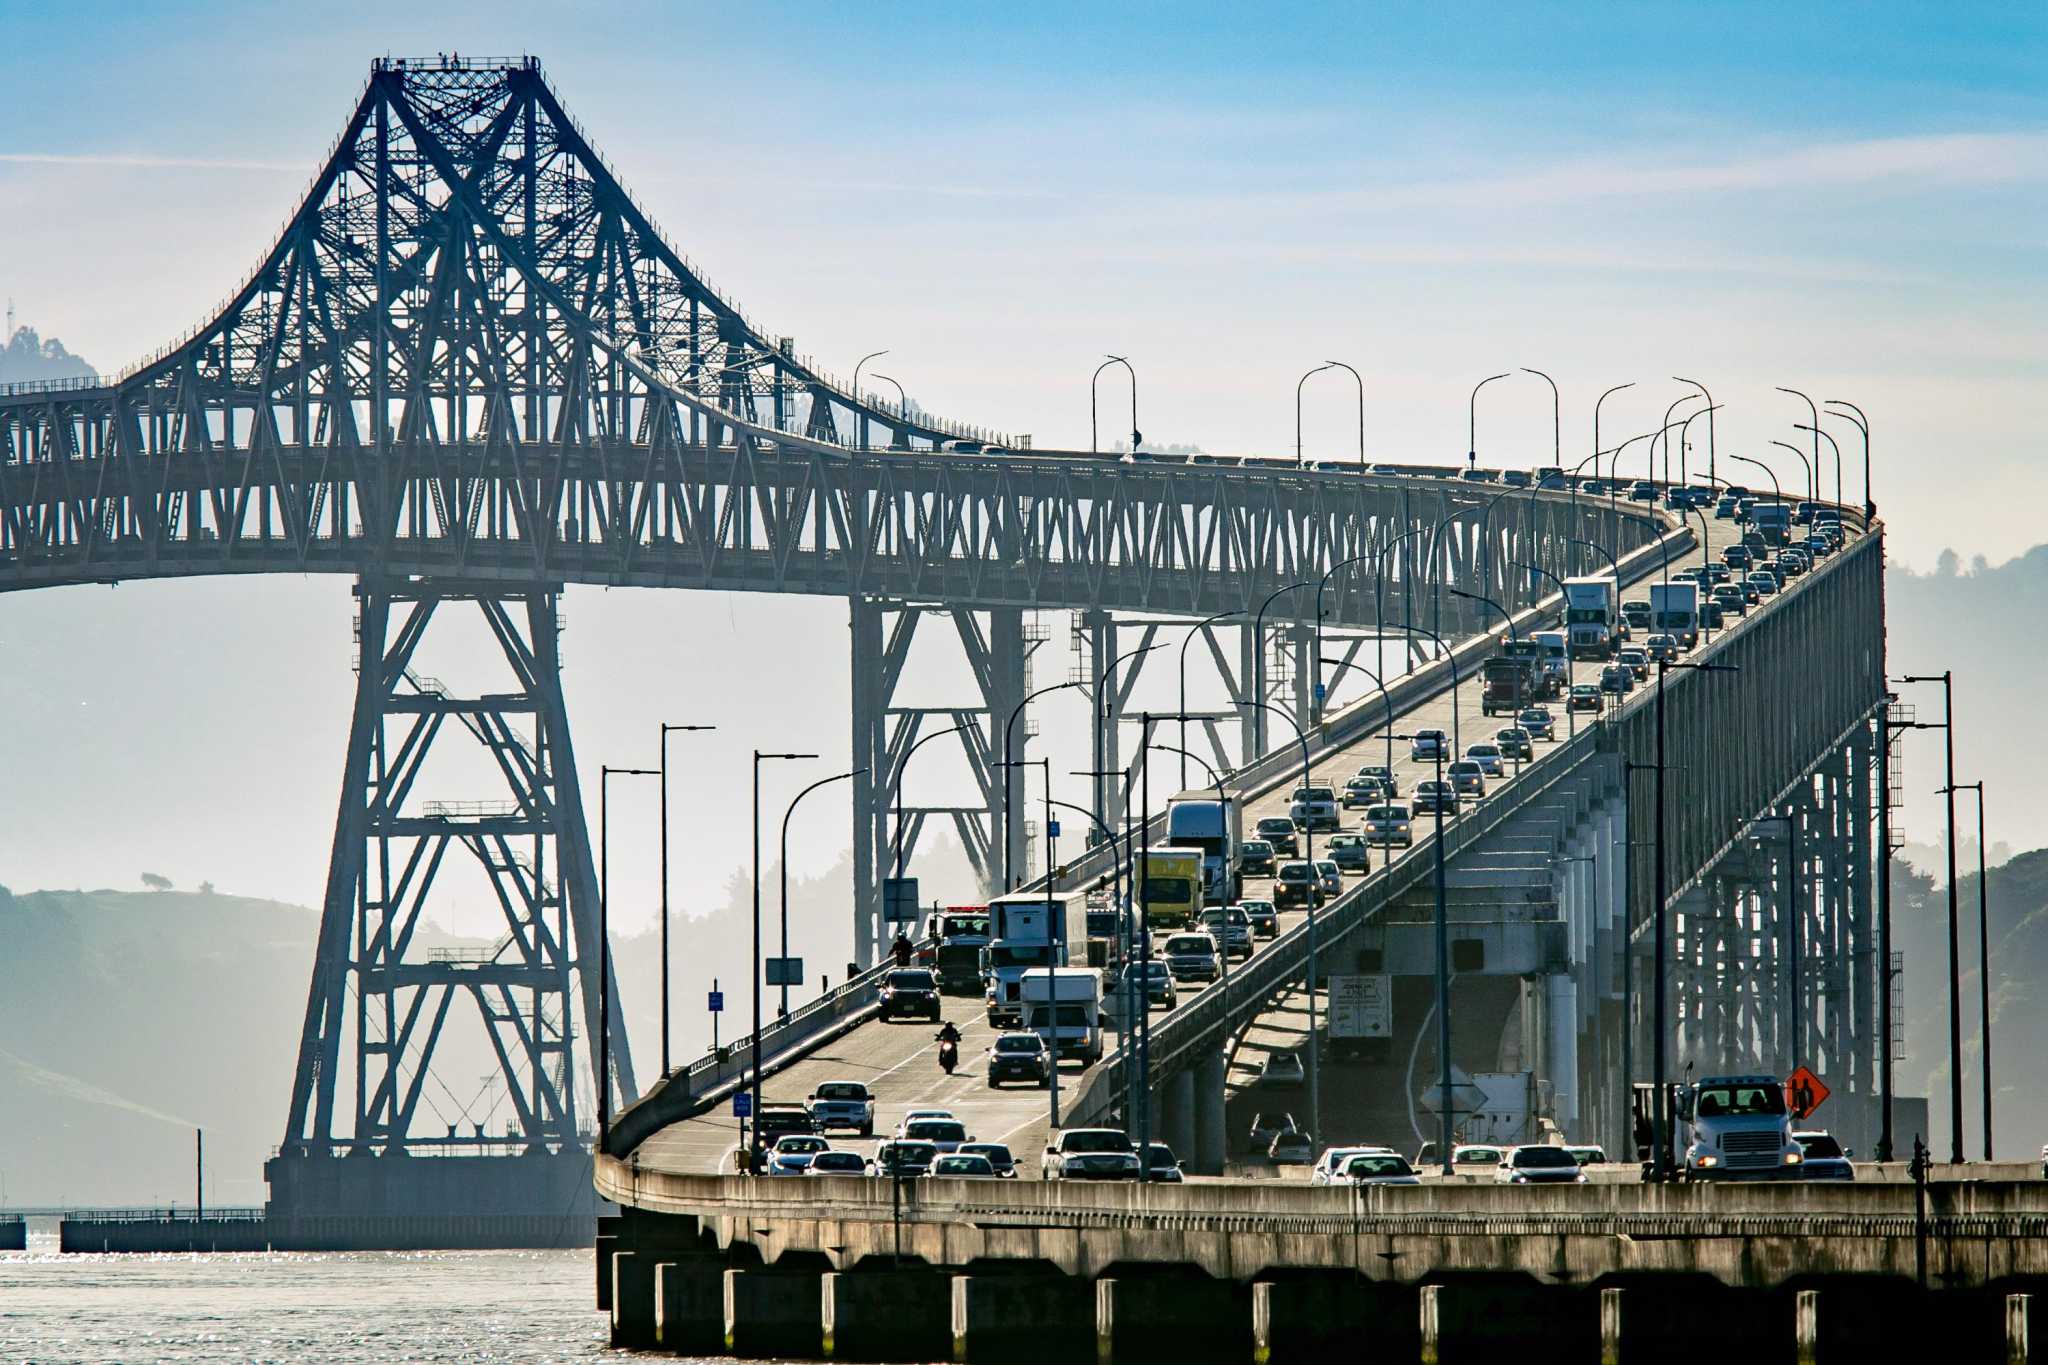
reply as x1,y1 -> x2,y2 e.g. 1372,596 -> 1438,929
2,0 -> 2045,922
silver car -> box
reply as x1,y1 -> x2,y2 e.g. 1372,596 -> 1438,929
1364,803 -> 1413,847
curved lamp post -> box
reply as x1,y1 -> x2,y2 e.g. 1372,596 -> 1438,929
1467,372 -> 1511,472
853,349 -> 889,450
1825,400 -> 1872,520
1093,355 -> 1138,455
1325,360 -> 1366,467
1770,441 -> 1816,503
1296,362 -> 1334,467
1672,376 -> 1715,485
1522,367 -> 1560,474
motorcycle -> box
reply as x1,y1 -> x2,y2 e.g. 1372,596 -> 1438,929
937,1037 -> 959,1075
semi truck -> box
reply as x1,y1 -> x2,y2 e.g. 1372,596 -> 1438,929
1633,1073 -> 1804,1181
1019,967 -> 1104,1065
1134,847 -> 1204,932
1562,575 -> 1619,659
1531,630 -> 1570,690
1482,652 -> 1544,716
1648,581 -> 1700,649
983,891 -> 1088,1028
1164,791 -> 1243,904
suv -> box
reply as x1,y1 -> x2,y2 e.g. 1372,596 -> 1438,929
1447,760 -> 1486,798
986,1032 -> 1052,1088
1273,861 -> 1322,909
755,1103 -> 816,1143
1342,776 -> 1382,809
1326,832 -> 1370,872
1517,707 -> 1554,741
1617,647 -> 1649,680
1495,727 -> 1533,761
1289,784 -> 1340,832
1239,839 -> 1277,878
879,968 -> 942,1021
1255,816 -> 1299,858
1197,907 -> 1253,960
1497,1145 -> 1587,1185
1042,1128 -> 1140,1180
1162,931 -> 1221,982
1409,729 -> 1447,761
1411,780 -> 1458,815
1357,764 -> 1399,797
805,1080 -> 876,1136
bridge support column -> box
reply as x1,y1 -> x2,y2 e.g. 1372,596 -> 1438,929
2011,1293 -> 2036,1365
725,1266 -> 824,1358
950,1273 -> 1094,1365
1162,1067 -> 1197,1162
655,1258 -> 726,1354
822,1268 -> 953,1361
1254,1278 -> 1413,1364
1097,1276 -> 1248,1365
1420,1280 -> 1590,1364
1192,1046 -> 1227,1175
609,1251 -> 656,1349
1546,971 -> 1578,1130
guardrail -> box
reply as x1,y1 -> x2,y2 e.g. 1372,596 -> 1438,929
58,1206 -> 268,1223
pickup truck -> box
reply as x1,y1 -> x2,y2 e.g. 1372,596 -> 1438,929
805,1080 -> 876,1137
1041,1127 -> 1141,1180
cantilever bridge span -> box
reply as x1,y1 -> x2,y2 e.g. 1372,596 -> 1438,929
0,57 -> 1879,1234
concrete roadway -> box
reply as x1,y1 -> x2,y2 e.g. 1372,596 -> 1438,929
636,493 -> 1821,1174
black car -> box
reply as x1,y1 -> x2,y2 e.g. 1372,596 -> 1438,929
1273,862 -> 1322,909
1239,839 -> 1277,878
1241,899 -> 1280,938
755,1103 -> 815,1142
986,1032 -> 1052,1088
879,968 -> 942,1021
1254,817 -> 1299,859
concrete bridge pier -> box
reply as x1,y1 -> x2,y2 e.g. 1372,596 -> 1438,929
1192,1047 -> 1227,1174
724,1265 -> 824,1358
1097,1275 -> 1249,1364
1161,1068 -> 1197,1162
950,1273 -> 1094,1364
821,1267 -> 953,1361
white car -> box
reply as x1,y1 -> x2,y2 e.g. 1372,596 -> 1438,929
767,1135 -> 831,1176
1451,1144 -> 1507,1172
804,1150 -> 869,1177
1409,729 -> 1447,761
1494,1144 -> 1588,1185
894,1108 -> 955,1138
1464,742 -> 1504,776
1288,784 -> 1340,832
1364,803 -> 1412,847
1343,1152 -> 1422,1186
1311,1145 -> 1394,1186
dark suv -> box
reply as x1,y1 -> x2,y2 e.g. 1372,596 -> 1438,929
879,968 -> 942,1022
1273,861 -> 1322,909
1255,817 -> 1300,859
1239,839 -> 1277,878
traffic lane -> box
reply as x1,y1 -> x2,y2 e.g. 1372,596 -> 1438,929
637,986 -> 1071,1173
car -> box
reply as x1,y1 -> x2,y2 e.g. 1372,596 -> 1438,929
1247,1111 -> 1297,1152
1793,1130 -> 1855,1181
1715,496 -> 1740,519
1239,839 -> 1277,878
1620,600 -> 1651,632
1496,1144 -> 1588,1184
1311,1145 -> 1392,1185
1162,930 -> 1221,983
879,967 -> 943,1022
1042,1128 -> 1140,1180
1495,727 -> 1533,761
1241,899 -> 1279,938
1618,647 -> 1649,680
1344,1153 -> 1422,1185
1116,959 -> 1178,1010
1451,1144 -> 1507,1171
986,1031 -> 1052,1088
804,1150 -> 870,1177
1142,1143 -> 1185,1184
1342,776 -> 1383,809
755,1103 -> 816,1143
1699,602 -> 1725,630
1568,684 -> 1603,714
872,1140 -> 939,1178
958,1142 -> 1019,1178
1364,803 -> 1413,847
1357,764 -> 1399,797
1273,861 -> 1323,909
1629,480 -> 1657,503
1746,571 -> 1779,598
1465,742 -> 1504,776
901,1117 -> 972,1153
1269,1131 -> 1316,1164
895,1108 -> 956,1137
1257,1052 -> 1306,1089
1196,906 -> 1253,960
1518,707 -> 1555,741
1313,860 -> 1343,898
1502,469 -> 1532,488
1326,832 -> 1370,873
1409,729 -> 1447,761
1289,784 -> 1340,832
806,1080 -> 876,1136
1565,1145 -> 1608,1167
1447,761 -> 1485,798
1254,817 -> 1300,858
1723,544 -> 1754,570
1712,586 -> 1747,617
1645,633 -> 1678,664
768,1134 -> 832,1176
1600,665 -> 1633,695
925,1153 -> 999,1179
1776,552 -> 1808,579
1411,780 -> 1459,815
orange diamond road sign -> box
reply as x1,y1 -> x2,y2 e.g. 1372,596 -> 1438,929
1785,1066 -> 1830,1120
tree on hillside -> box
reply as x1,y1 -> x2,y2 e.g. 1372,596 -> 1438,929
140,872 -> 172,892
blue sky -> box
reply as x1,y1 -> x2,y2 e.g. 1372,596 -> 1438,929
2,2 -> 2045,913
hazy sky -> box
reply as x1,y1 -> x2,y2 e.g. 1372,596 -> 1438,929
3,1 -> 2045,920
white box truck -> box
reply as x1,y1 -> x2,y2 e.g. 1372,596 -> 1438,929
1562,576 -> 1618,659
1648,580 -> 1700,650
1019,967 -> 1104,1065
1327,973 -> 1392,1060
1164,791 -> 1243,905
984,891 -> 1087,1028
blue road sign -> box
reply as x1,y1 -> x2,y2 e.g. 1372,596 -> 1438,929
1314,682 -> 1327,702
733,1092 -> 753,1118
708,990 -> 725,1013
1048,819 -> 1061,838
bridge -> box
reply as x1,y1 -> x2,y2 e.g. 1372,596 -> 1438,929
4,52 -> 1900,1268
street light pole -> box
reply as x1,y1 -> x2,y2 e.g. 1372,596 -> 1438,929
1004,679 -> 1087,889
1323,360 -> 1366,467
1795,423 -> 1844,511
751,750 -> 816,1170
1755,814 -> 1802,1069
1393,733 -> 1452,1176
1825,400 -> 1872,521
1777,386 -> 1820,502
599,764 -> 659,1146
1940,779 -> 1991,1160
853,350 -> 889,451
1672,377 -> 1715,486
1678,404 -> 1722,488
1897,674 -> 1962,1163
870,373 -> 908,447
893,724 -> 968,878
1092,355 -> 1138,454
1097,642 -> 1164,858
658,723 -> 715,1076
781,766 -> 866,1015
1521,367 -> 1560,473
1770,441 -> 1816,505
1296,362 -> 1335,467
1467,372 -> 1511,472
1314,549 -> 1379,724
1252,580 -> 1313,756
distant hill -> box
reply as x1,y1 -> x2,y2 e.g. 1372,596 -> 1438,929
0,324 -> 96,385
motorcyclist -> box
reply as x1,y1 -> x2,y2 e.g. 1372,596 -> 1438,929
891,931 -> 914,968
934,1021 -> 962,1046
935,1020 -> 962,1073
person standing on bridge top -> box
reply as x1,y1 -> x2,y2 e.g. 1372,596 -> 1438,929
891,931 -> 913,968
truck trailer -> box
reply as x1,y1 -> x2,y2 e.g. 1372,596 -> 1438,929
1562,575 -> 1618,659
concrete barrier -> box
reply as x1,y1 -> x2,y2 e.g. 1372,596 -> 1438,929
724,1266 -> 824,1358
951,1273 -> 1094,1365
821,1268 -> 954,1361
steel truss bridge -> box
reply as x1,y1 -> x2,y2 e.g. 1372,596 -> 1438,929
1,57 -> 1891,1194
